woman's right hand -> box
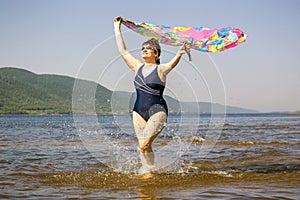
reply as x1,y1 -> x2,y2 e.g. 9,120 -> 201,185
114,16 -> 122,29
114,16 -> 122,22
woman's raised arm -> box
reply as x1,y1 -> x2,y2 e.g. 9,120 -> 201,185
159,44 -> 191,76
114,17 -> 143,71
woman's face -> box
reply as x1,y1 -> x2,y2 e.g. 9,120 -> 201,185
141,45 -> 157,60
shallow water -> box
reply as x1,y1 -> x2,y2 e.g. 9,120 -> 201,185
0,114 -> 299,199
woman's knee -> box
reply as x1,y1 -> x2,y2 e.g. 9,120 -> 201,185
139,144 -> 150,153
139,140 -> 153,153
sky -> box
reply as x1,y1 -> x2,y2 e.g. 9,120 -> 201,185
0,0 -> 299,112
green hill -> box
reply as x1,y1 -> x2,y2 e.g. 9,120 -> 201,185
0,67 -> 257,114
0,67 -> 111,114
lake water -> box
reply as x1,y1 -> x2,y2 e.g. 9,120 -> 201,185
0,114 -> 299,199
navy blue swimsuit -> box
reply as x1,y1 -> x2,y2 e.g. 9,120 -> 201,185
133,65 -> 168,121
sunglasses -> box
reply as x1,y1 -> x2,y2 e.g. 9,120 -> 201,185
141,46 -> 155,51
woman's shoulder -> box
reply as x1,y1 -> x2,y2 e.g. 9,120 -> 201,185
157,63 -> 169,72
134,63 -> 145,72
157,63 -> 173,76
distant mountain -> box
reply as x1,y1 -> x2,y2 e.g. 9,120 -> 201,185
0,67 -> 111,114
0,67 -> 258,114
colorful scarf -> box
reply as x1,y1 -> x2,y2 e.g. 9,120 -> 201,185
121,18 -> 247,53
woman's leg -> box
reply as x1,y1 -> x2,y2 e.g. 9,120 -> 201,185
133,111 -> 167,172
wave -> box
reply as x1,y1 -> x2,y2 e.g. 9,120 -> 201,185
215,141 -> 292,146
36,163 -> 300,188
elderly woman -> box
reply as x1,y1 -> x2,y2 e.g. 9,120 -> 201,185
114,17 -> 190,174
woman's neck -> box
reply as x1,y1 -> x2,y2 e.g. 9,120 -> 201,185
143,56 -> 156,65
144,62 -> 156,65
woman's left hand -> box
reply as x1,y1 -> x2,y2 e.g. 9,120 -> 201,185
178,43 -> 191,56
